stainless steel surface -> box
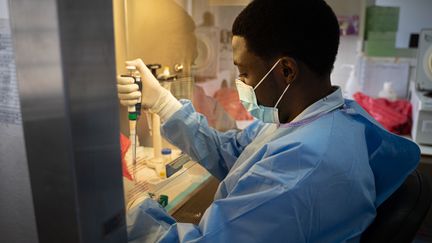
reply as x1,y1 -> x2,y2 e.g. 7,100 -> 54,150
8,0 -> 127,242
0,1 -> 38,241
123,0 -> 131,59
0,123 -> 38,243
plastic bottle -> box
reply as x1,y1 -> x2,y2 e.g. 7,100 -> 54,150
343,65 -> 361,99
155,148 -> 171,179
378,82 -> 397,101
161,148 -> 172,163
155,162 -> 166,179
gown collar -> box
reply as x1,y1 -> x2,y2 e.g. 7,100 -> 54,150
279,86 -> 344,128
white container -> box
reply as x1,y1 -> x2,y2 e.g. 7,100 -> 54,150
155,163 -> 166,179
378,82 -> 397,101
155,148 -> 172,179
161,148 -> 172,163
343,65 -> 361,99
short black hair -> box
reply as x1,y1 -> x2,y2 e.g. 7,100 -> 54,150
232,0 -> 340,77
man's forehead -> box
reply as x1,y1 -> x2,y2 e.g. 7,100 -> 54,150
232,36 -> 248,66
232,36 -> 247,52
233,40 -> 264,69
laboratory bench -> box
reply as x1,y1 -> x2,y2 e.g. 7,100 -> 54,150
161,162 -> 216,217
133,160 -> 218,223
171,177 -> 219,224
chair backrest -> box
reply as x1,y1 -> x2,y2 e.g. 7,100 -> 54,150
361,170 -> 432,243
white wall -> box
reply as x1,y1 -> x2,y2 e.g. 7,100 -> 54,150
376,0 -> 432,48
331,36 -> 362,89
326,0 -> 364,90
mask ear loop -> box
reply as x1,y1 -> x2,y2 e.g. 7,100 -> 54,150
274,58 -> 297,108
274,83 -> 291,108
253,59 -> 282,91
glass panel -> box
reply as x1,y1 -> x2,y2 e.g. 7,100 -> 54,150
112,0 -> 251,224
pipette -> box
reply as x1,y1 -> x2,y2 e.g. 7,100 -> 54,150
122,66 -> 142,181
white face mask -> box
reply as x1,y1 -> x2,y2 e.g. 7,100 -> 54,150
235,59 -> 291,124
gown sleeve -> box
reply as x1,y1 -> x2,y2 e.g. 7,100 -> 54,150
161,100 -> 265,181
127,140 -> 377,243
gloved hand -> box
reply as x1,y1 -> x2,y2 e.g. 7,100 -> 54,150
117,59 -> 182,121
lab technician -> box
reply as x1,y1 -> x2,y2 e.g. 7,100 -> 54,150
117,0 -> 420,242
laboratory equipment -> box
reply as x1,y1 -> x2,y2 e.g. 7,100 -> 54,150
121,65 -> 142,180
412,29 -> 432,145
2,0 -> 217,241
2,0 -> 127,242
153,148 -> 169,179
158,66 -> 177,82
147,64 -> 162,76
416,29 -> 432,90
166,154 -> 191,177
153,148 -> 171,179
193,12 -> 220,79
137,64 -> 177,175
162,148 -> 172,163
158,195 -> 169,208
411,89 -> 432,145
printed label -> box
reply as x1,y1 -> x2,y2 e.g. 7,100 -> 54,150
0,18 -> 21,125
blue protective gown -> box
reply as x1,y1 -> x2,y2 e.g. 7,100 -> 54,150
127,87 -> 420,243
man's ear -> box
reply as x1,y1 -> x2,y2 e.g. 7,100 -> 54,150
280,57 -> 298,84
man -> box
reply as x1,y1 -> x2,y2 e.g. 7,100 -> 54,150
118,0 -> 420,242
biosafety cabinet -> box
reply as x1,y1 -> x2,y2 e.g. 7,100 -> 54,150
0,0 -> 233,242
1,0 -> 127,242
